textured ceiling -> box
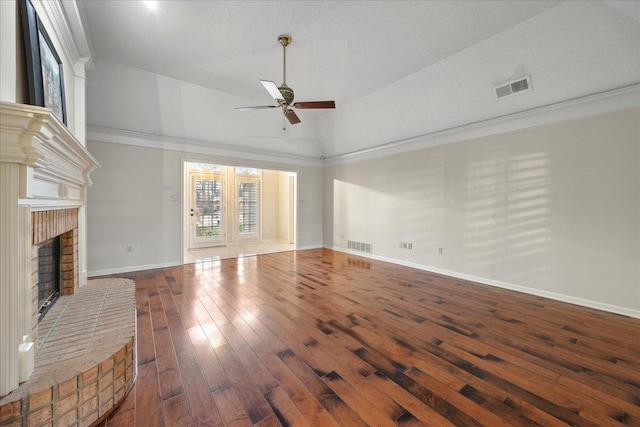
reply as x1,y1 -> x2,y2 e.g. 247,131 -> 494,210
78,0 -> 640,159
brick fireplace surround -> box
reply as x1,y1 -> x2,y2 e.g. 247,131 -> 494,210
33,209 -> 79,294
1,209 -> 135,427
0,102 -> 136,426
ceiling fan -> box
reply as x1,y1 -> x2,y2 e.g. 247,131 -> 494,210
235,34 -> 335,125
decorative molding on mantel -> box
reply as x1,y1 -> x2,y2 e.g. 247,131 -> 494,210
0,102 -> 100,206
87,125 -> 324,168
323,84 -> 640,166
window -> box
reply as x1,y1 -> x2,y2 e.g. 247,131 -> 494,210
235,167 -> 259,175
238,181 -> 259,234
191,163 -> 222,172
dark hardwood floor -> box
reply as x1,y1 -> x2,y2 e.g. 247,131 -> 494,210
95,248 -> 640,426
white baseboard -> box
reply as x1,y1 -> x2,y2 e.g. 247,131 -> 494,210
296,245 -> 324,251
326,246 -> 640,319
90,244 -> 307,277
88,261 -> 182,278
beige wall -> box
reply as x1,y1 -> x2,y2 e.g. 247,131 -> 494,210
262,169 -> 280,241
324,108 -> 640,314
87,141 -> 322,275
279,172 -> 296,244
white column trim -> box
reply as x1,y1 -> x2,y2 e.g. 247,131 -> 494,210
0,163 -> 23,395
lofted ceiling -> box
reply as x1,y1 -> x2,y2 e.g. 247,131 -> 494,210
77,0 -> 640,160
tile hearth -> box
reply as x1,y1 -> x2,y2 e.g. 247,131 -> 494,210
0,278 -> 136,427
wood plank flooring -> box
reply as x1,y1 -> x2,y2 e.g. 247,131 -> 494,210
95,248 -> 640,426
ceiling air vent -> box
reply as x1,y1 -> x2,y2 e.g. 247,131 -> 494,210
493,76 -> 532,99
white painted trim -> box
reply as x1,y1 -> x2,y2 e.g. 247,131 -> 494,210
35,0 -> 93,73
19,199 -> 83,210
88,261 -> 182,278
87,86 -> 639,169
87,126 -> 323,168
325,246 -> 640,319
0,102 -> 100,200
324,84 -> 640,166
295,245 -> 323,251
1,102 -> 100,395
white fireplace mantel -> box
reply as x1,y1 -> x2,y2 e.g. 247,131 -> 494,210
0,101 -> 100,396
0,101 -> 99,207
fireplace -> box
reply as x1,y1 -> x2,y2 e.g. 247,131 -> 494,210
30,208 -> 80,342
36,237 -> 61,320
0,129 -> 133,426
30,208 -> 80,327
0,102 -> 99,396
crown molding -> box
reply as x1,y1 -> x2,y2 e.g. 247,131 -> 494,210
33,0 -> 93,73
323,84 -> 640,166
87,84 -> 638,170
87,126 -> 324,168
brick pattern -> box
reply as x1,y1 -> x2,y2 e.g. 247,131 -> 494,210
32,217 -> 78,298
32,209 -> 78,246
0,279 -> 136,427
60,228 -> 79,295
30,209 -> 80,349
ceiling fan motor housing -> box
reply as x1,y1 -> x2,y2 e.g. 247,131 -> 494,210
278,84 -> 295,105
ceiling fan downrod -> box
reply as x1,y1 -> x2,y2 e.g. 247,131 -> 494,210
277,35 -> 294,105
278,34 -> 291,85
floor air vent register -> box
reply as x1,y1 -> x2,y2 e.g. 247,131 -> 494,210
348,240 -> 373,254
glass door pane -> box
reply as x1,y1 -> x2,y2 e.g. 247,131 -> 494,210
190,174 -> 224,248
237,178 -> 260,241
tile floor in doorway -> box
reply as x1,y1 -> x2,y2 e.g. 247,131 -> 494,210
184,241 -> 295,264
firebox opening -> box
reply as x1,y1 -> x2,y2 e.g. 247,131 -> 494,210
37,236 -> 61,321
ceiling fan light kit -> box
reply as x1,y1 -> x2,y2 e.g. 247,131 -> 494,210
236,34 -> 335,125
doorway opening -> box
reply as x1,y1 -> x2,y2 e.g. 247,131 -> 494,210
183,161 -> 296,263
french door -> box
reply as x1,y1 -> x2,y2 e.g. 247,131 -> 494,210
189,173 -> 224,248
235,176 -> 260,243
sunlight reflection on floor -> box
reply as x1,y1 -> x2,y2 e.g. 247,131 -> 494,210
184,242 -> 295,264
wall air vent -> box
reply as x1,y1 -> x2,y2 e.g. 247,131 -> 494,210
494,76 -> 532,99
348,240 -> 372,254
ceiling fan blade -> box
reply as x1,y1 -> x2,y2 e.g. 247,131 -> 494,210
293,101 -> 335,109
235,106 -> 277,111
284,109 -> 301,125
260,80 -> 284,101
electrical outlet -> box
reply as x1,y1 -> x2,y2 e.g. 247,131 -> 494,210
127,246 -> 132,253
400,242 -> 413,250
438,247 -> 443,255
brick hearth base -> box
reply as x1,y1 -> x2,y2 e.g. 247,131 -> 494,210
0,278 -> 136,427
